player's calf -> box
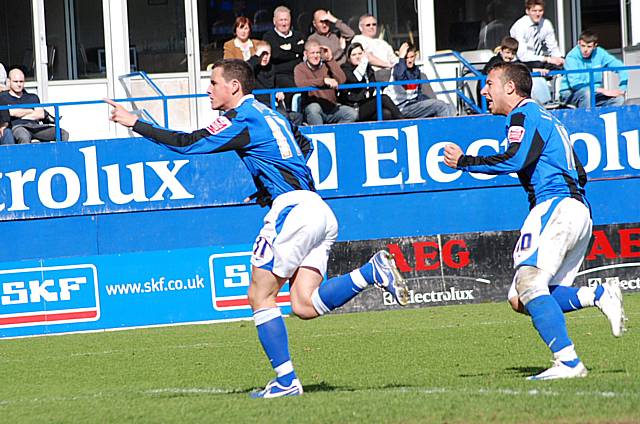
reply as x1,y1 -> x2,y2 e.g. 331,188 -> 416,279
310,250 -> 409,315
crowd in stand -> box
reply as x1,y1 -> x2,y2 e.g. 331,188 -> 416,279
221,5 -> 455,126
0,0 -> 632,141
219,1 -> 629,127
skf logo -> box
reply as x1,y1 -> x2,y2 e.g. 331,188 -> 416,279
209,251 -> 290,311
0,264 -> 100,328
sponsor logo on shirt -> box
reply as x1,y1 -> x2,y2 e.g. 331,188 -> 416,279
206,116 -> 232,135
507,125 -> 525,143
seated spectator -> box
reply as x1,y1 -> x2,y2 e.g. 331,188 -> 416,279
482,37 -> 520,73
339,42 -> 403,122
307,9 -> 355,65
0,63 -> 6,91
385,44 -> 455,119
223,16 -> 261,60
351,14 -> 405,81
560,30 -> 627,108
248,42 -> 303,126
0,68 -> 69,143
510,0 -> 563,104
262,6 -> 306,107
0,105 -> 15,145
294,39 -> 357,125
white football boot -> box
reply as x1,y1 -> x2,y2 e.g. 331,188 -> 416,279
369,250 -> 409,306
527,359 -> 588,381
595,281 -> 626,337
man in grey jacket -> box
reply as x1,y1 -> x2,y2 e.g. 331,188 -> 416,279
307,9 -> 354,65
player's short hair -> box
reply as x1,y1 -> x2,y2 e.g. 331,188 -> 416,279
579,29 -> 599,44
406,44 -> 418,55
233,16 -> 252,32
525,0 -> 544,9
213,59 -> 256,95
491,62 -> 532,97
500,36 -> 519,52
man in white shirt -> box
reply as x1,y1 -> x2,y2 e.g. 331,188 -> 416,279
510,0 -> 563,104
351,14 -> 407,81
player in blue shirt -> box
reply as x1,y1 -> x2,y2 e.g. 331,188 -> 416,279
444,62 -> 625,380
106,59 -> 409,397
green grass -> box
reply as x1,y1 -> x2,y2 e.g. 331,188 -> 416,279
1,295 -> 639,423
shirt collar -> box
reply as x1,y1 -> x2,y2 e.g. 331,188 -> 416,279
274,28 -> 292,38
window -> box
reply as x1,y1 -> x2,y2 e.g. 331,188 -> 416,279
375,0 -> 419,51
45,0 -> 106,80
128,0 -> 187,73
197,0 -> 368,71
579,0 -> 621,50
434,0 -> 557,52
0,0 -> 36,80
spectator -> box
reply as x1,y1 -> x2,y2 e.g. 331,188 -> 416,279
351,14 -> 405,81
0,68 -> 69,143
0,63 -> 6,91
385,44 -> 455,119
482,37 -> 520,74
339,42 -> 403,122
510,0 -> 563,104
307,9 -> 355,65
294,39 -> 357,125
223,17 -> 261,61
0,105 -> 15,145
248,42 -> 303,126
560,30 -> 627,108
262,5 -> 306,107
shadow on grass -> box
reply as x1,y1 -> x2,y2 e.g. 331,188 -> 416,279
505,366 -> 546,377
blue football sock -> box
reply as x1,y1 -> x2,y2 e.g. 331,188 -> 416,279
525,295 -> 574,356
549,286 -> 583,312
311,265 -> 372,315
253,308 -> 296,385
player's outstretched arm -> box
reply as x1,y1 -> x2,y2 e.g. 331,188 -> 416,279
104,98 -> 138,128
444,143 -> 463,169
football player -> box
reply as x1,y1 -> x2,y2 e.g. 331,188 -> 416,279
444,62 -> 625,380
106,59 -> 409,397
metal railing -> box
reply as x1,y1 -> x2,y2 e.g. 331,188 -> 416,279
1,63 -> 640,142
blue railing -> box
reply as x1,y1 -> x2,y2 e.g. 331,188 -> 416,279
1,64 -> 639,142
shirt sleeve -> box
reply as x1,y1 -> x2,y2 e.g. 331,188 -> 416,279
133,110 -> 250,155
458,112 -> 542,175
600,49 -> 628,90
542,20 -> 562,57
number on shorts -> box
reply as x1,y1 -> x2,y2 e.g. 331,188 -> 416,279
253,236 -> 271,259
517,233 -> 532,252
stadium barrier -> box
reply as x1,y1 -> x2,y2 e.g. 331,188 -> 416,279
0,103 -> 639,338
3,64 -> 640,140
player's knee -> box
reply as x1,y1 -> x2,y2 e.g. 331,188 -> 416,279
291,303 -> 318,320
508,296 -> 526,314
514,266 -> 552,306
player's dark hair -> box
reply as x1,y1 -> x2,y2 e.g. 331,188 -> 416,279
213,59 -> 256,94
579,29 -> 598,44
406,43 -> 418,55
491,62 -> 532,97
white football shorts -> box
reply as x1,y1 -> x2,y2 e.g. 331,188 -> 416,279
251,190 -> 338,279
507,197 -> 592,299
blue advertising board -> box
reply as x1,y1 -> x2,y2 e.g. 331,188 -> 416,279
0,245 -> 291,338
0,105 -> 639,337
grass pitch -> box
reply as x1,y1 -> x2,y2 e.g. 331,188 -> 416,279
1,295 -> 638,424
